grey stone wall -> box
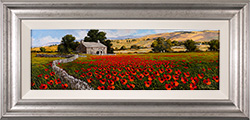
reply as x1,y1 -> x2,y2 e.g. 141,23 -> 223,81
51,55 -> 94,90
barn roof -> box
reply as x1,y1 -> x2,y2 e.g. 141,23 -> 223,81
81,40 -> 107,48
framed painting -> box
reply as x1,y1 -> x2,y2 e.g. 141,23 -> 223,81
0,0 -> 249,120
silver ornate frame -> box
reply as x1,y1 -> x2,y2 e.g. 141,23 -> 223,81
0,0 -> 249,119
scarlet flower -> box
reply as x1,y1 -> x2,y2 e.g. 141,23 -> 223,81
165,74 -> 171,81
97,86 -> 105,90
108,80 -> 115,85
44,68 -> 49,71
100,79 -> 107,84
120,79 -> 128,85
112,71 -> 118,76
208,68 -> 211,70
127,84 -> 135,90
203,78 -> 211,85
198,73 -> 204,79
143,71 -> 150,76
114,76 -> 120,82
39,84 -> 48,89
137,74 -> 144,80
87,78 -> 93,83
181,77 -> 188,84
144,81 -> 152,87
55,78 -> 61,84
107,85 -> 115,90
190,83 -> 197,90
128,75 -> 135,82
165,84 -> 172,90
184,72 -> 190,77
118,68 -> 123,71
119,73 -> 126,78
61,83 -> 68,89
148,76 -> 153,81
37,74 -> 43,78
31,82 -> 35,86
47,80 -> 54,85
213,76 -> 219,83
80,73 -> 86,78
202,68 -> 206,72
44,74 -> 49,79
75,70 -> 79,73
159,68 -> 165,74
87,72 -> 93,77
175,70 -> 181,75
131,71 -> 137,75
158,77 -> 165,83
50,71 -> 55,76
191,77 -> 199,84
172,75 -> 179,80
106,74 -> 112,79
172,81 -> 179,87
96,75 -> 102,79
148,68 -> 154,72
153,71 -> 160,76
166,68 -> 173,73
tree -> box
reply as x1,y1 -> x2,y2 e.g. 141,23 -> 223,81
151,37 -> 167,53
172,40 -> 180,46
57,34 -> 79,54
40,47 -> 46,52
164,39 -> 173,52
208,39 -> 219,51
84,29 -> 107,43
184,40 -> 196,52
120,46 -> 126,50
131,45 -> 140,49
84,29 -> 113,53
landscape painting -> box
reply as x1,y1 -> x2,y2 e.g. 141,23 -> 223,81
31,29 -> 220,90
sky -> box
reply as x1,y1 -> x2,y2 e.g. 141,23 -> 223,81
31,29 -> 203,47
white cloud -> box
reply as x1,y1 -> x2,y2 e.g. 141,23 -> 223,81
103,30 -> 137,39
32,36 -> 60,47
75,30 -> 88,40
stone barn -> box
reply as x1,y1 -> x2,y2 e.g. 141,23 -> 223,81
77,40 -> 107,55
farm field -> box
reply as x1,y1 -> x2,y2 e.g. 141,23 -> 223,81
53,52 -> 219,90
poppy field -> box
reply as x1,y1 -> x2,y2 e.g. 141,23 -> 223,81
56,52 -> 219,90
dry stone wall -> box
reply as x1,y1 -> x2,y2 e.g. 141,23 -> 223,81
51,54 -> 94,90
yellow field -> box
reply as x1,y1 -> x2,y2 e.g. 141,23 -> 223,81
31,45 -> 58,52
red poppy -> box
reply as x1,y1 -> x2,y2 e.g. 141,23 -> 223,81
107,85 -> 115,90
80,73 -> 86,78
87,78 -> 93,83
61,84 -> 68,89
143,71 -> 150,76
153,71 -> 160,76
181,77 -> 188,84
131,71 -> 137,75
97,86 -> 105,90
165,84 -> 172,90
203,78 -> 211,85
119,73 -> 126,78
37,74 -> 43,78
175,70 -> 181,75
44,75 -> 49,79
118,68 -> 123,71
148,76 -> 153,81
202,68 -> 206,72
198,73 -> 204,79
106,74 -> 112,79
44,68 -> 49,71
96,75 -> 102,79
55,78 -> 61,84
190,83 -> 197,90
31,82 -> 35,86
171,81 -> 179,87
159,69 -> 165,74
108,80 -> 115,85
47,80 -> 54,85
100,79 -> 107,84
112,71 -> 118,76
166,68 -> 173,73
50,71 -> 55,76
87,72 -> 93,77
158,77 -> 165,83
120,79 -> 128,85
127,84 -> 135,90
128,75 -> 135,82
165,74 -> 171,81
213,76 -> 219,82
208,68 -> 211,70
75,70 -> 79,73
144,81 -> 152,87
148,68 -> 154,72
191,77 -> 199,84
114,76 -> 120,82
184,72 -> 190,77
39,84 -> 48,89
172,75 -> 179,80
137,74 -> 144,80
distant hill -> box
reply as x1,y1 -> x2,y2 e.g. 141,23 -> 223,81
31,45 -> 58,52
111,30 -> 219,49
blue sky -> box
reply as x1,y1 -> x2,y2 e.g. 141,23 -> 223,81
31,29 -> 203,47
